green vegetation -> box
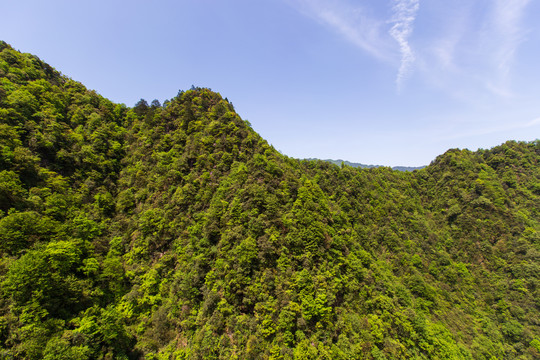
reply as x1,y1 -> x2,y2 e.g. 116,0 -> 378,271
305,158 -> 425,172
0,41 -> 539,359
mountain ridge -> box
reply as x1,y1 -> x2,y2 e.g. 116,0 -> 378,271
304,158 -> 425,172
0,41 -> 539,359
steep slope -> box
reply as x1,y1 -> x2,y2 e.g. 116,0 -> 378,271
0,42 -> 539,359
0,41 -> 133,359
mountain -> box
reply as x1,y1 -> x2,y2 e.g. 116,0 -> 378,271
0,41 -> 539,359
305,159 -> 425,172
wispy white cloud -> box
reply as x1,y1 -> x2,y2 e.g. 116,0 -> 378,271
484,0 -> 531,96
287,0 -> 533,100
427,3 -> 472,73
285,0 -> 394,62
388,0 -> 420,90
407,0 -> 533,103
491,0 -> 531,76
287,0 -> 421,90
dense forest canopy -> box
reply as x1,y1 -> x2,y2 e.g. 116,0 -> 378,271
0,41 -> 539,359
304,159 -> 425,172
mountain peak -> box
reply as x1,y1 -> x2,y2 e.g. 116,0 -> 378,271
1,42 -> 539,359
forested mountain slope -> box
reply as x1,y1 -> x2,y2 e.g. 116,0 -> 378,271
0,41 -> 539,359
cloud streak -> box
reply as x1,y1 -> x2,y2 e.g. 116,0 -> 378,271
407,0 -> 533,103
288,0 -> 533,100
286,0 -> 423,89
492,0 -> 531,74
388,0 -> 420,90
485,0 -> 531,95
286,0 -> 393,62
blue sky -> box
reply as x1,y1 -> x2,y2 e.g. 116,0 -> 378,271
2,0 -> 539,166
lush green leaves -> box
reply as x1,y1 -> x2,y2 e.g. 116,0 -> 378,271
0,41 -> 539,359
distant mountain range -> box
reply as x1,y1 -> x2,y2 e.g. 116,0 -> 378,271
306,158 -> 426,172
